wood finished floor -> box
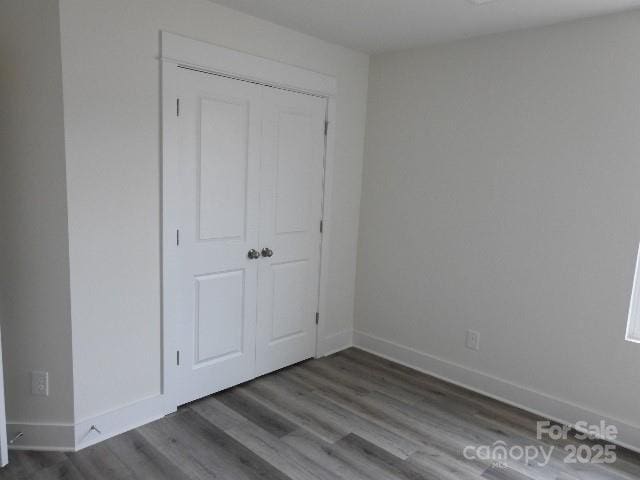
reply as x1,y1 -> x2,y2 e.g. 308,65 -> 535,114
2,347 -> 640,479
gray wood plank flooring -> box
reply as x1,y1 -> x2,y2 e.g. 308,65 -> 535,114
2,348 -> 640,479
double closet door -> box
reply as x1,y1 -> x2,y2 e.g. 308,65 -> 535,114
173,67 -> 327,406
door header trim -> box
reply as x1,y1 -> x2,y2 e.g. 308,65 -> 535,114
161,31 -> 337,97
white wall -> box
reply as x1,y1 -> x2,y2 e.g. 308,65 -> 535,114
0,0 -> 75,427
58,0 -> 369,421
356,11 -> 640,447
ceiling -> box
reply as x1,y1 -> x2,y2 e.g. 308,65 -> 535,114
210,0 -> 640,53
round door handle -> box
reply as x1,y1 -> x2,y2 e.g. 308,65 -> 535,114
247,249 -> 260,260
261,247 -> 274,258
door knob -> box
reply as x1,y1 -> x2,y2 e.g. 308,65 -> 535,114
261,247 -> 274,258
248,249 -> 260,259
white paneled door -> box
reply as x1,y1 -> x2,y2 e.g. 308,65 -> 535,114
174,68 -> 262,405
256,88 -> 326,376
173,66 -> 326,405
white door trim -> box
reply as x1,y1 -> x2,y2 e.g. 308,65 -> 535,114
161,32 -> 338,410
161,32 -> 336,97
0,327 -> 7,465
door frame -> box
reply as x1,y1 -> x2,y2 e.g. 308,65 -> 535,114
0,327 -> 7,466
160,32 -> 338,409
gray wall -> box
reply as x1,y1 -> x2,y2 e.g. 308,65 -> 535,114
0,0 -> 74,425
356,10 -> 640,434
58,0 -> 369,420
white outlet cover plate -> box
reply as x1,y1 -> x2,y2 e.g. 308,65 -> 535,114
31,371 -> 49,396
466,330 -> 480,351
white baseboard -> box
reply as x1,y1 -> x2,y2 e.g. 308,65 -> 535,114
317,329 -> 353,357
7,395 -> 174,452
75,394 -> 174,450
353,330 -> 640,454
6,422 -> 75,451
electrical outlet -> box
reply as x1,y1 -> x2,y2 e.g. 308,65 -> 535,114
31,371 -> 49,396
466,330 -> 480,351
